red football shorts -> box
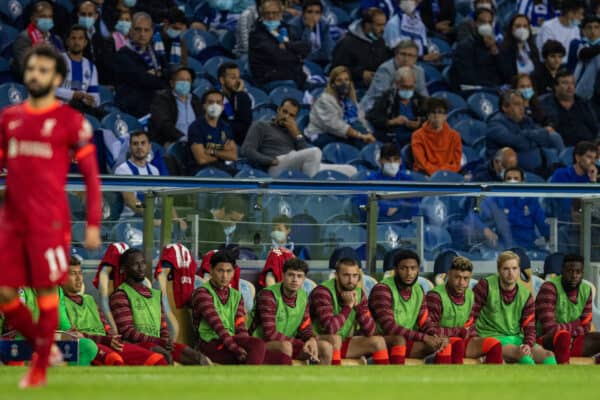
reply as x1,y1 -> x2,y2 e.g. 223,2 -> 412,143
0,225 -> 71,288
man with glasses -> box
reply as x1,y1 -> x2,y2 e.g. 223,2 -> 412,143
360,40 -> 427,113
411,97 -> 462,176
367,66 -> 427,147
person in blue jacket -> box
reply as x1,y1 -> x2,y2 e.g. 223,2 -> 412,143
288,0 -> 334,67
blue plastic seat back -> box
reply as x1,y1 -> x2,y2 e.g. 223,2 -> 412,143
467,91 -> 499,121
0,82 -> 25,108
101,111 -> 143,137
312,169 -> 350,181
195,167 -> 232,178
322,142 -> 360,163
181,29 -> 222,61
202,56 -> 237,82
269,86 -> 304,107
246,85 -> 271,109
192,78 -> 214,97
252,105 -> 277,121
359,142 -> 381,169
454,118 -> 487,149
276,169 -> 311,179
429,170 -> 465,182
559,146 -> 574,166
432,91 -> 467,111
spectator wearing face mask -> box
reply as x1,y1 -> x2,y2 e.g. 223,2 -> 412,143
499,14 -> 540,83
472,147 -> 518,182
258,215 -> 297,288
102,0 -> 138,32
411,97 -> 462,176
456,0 -> 503,43
110,10 -> 133,51
76,1 -> 113,84
510,73 -> 553,128
366,66 -> 427,147
450,7 -> 503,89
187,89 -> 238,175
152,7 -> 189,68
536,0 -> 584,62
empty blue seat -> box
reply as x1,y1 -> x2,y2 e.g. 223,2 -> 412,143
462,145 -> 482,165
323,6 -> 351,27
0,23 -> 19,57
252,105 -> 277,121
322,142 -> 360,163
0,0 -> 24,27
0,82 -> 25,108
111,222 -> 144,247
429,170 -> 464,182
303,60 -> 325,78
246,85 -> 271,109
517,148 -> 543,172
269,86 -> 304,107
101,111 -> 143,137
290,213 -> 321,257
420,62 -> 443,83
312,169 -> 350,181
377,224 -> 402,250
98,85 -> 114,106
432,91 -> 467,111
543,252 -> 565,277
454,117 -> 486,150
102,192 -> 124,221
419,196 -> 448,226
559,146 -> 574,166
429,36 -> 452,55
203,56 -> 237,82
400,143 -> 413,169
234,167 -> 270,178
192,78 -> 213,97
217,29 -> 236,52
165,141 -> 188,175
359,142 -> 381,169
352,169 -> 376,180
467,91 -> 499,121
181,29 -> 222,61
402,170 -> 428,181
186,57 -> 204,76
446,108 -> 478,126
84,114 -> 101,132
277,169 -> 310,179
195,167 -> 232,178
524,171 -> 545,183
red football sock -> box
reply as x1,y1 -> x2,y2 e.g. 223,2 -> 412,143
93,344 -> 124,366
332,349 -> 341,365
33,293 -> 59,372
450,338 -> 465,364
390,345 -> 406,365
553,330 -> 571,365
372,349 -> 390,365
483,338 -> 503,364
0,298 -> 37,344
435,343 -> 452,364
264,350 -> 292,365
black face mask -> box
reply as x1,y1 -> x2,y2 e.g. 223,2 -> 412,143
334,83 -> 350,98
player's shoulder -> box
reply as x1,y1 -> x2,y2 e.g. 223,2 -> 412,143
0,103 -> 25,119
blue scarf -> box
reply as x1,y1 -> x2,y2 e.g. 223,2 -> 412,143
341,97 -> 359,124
133,42 -> 161,73
153,31 -> 181,65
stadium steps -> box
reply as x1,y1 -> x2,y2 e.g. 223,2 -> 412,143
341,357 -> 368,366
570,357 -> 595,365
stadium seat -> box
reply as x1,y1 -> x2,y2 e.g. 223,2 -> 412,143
454,118 -> 487,150
402,169 -> 428,181
277,169 -> 310,179
239,279 -> 256,312
186,57 -> 204,76
165,141 -> 188,176
516,148 -> 543,173
0,82 -> 25,108
234,167 -> 270,178
203,56 -> 237,83
84,113 -> 101,132
359,142 -> 381,169
462,145 -> 482,166
195,167 -> 232,178
312,169 -> 350,181
0,56 -> 13,83
0,0 -> 24,28
192,78 -> 214,97
0,23 -> 19,57
303,60 -> 325,79
101,111 -> 143,137
68,193 -> 85,221
424,225 -> 452,255
246,85 -> 271,109
323,6 -> 351,27
111,222 -> 144,247
181,29 -> 224,61
523,171 -> 545,183
351,169 -> 376,180
559,146 -> 574,166
322,142 -> 360,164
429,170 -> 464,182
377,224 -> 402,250
297,113 -> 310,131
252,105 -> 277,121
429,36 -> 452,56
432,91 -> 468,111
102,192 -> 124,221
302,277 -> 317,294
543,252 -> 564,279
269,86 -> 305,107
419,196 -> 448,226
446,108 -> 478,127
97,85 -> 114,106
362,274 -> 377,297
217,29 -> 236,52
467,91 -> 499,121
289,213 -> 321,257
420,62 -> 443,83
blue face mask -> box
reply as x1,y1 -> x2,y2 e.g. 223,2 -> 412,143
398,89 -> 414,99
123,0 -> 137,7
115,20 -> 131,35
166,28 -> 182,39
367,32 -> 378,41
79,16 -> 95,29
519,87 -> 534,100
263,20 -> 281,31
174,80 -> 191,96
223,224 -> 236,237
570,19 -> 581,28
591,37 -> 600,46
36,18 -> 54,32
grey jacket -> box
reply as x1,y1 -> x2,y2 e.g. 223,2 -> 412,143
233,6 -> 259,57
241,120 -> 310,167
359,58 -> 428,113
304,91 -> 369,140
575,54 -> 600,100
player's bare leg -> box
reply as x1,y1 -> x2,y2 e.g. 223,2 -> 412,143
385,335 -> 407,364
317,340 -> 333,365
531,344 -> 556,364
0,287 -> 38,342
318,334 -> 342,365
465,337 -> 503,364
346,336 -> 389,364
265,340 -> 294,357
581,333 -> 600,358
177,346 -> 213,366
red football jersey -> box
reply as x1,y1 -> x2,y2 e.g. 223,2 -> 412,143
0,101 -> 100,231
258,247 -> 295,288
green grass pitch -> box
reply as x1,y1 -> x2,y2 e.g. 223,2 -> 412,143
1,366 -> 600,400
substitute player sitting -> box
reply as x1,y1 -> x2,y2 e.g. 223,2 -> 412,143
63,257 -> 168,366
471,250 -> 556,364
369,250 -> 446,364
0,44 -> 101,388
310,254 -> 389,365
110,248 -> 211,365
536,254 -> 600,364
252,258 -> 332,364
425,256 -> 503,364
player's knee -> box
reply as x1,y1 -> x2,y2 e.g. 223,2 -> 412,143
280,341 -> 293,357
389,335 -> 406,347
0,287 -> 18,304
320,334 -> 342,349
318,340 -> 333,359
370,336 -> 387,352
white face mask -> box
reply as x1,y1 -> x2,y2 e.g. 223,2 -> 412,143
382,162 -> 400,177
506,178 -> 520,183
400,0 -> 416,15
270,230 -> 287,244
477,23 -> 494,37
207,103 -> 223,118
512,27 -> 529,42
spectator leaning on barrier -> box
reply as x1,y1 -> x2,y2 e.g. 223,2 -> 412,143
242,98 -> 357,177
360,40 -> 428,114
305,66 -> 376,149
366,65 -> 427,147
411,97 -> 462,176
150,65 -> 202,147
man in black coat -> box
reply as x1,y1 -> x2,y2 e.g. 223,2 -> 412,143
114,11 -> 168,118
76,1 -> 114,84
331,8 -> 390,88
150,65 -> 203,146
249,0 -> 310,89
218,62 -> 253,145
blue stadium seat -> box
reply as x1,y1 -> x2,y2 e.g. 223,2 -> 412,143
195,167 -> 232,178
524,171 -> 545,183
517,148 -> 543,173
98,85 -> 114,106
217,29 -> 236,52
71,221 -> 86,244
432,91 -> 467,111
543,252 -> 564,277
559,146 -> 574,166
101,111 -> 143,137
419,196 -> 448,226
424,225 -> 452,255
262,194 -> 295,218
446,108 -> 478,126
290,213 -> 321,258
462,145 -> 482,165
277,169 -> 310,179
84,114 -> 101,132
186,57 -> 204,76
0,82 -> 25,108
192,78 -> 213,97
303,60 -> 325,78
165,141 -> 188,176
0,23 -> 19,57
351,169 -> 376,180
111,222 -> 144,247
429,170 -> 464,182
420,62 -> 443,83
359,142 -> 381,169
302,277 -> 317,294
400,144 -> 413,169
323,6 -> 351,27
322,142 -> 360,164
324,222 -> 366,249
102,192 -> 124,221
68,193 -> 84,221
181,29 -> 223,61
402,170 -> 428,181
377,224 -> 402,250
234,167 -> 270,178
203,56 -> 237,82
429,36 -> 452,56
454,118 -> 487,150
0,0 -> 24,28
239,279 -> 255,312
0,56 -> 13,83
467,91 -> 499,121
297,113 -> 310,131
269,86 -> 305,107
297,195 -> 344,221
312,169 -> 350,181
252,105 -> 277,121
362,274 -> 377,297
246,85 -> 271,109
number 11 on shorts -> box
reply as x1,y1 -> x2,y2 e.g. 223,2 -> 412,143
44,246 -> 68,283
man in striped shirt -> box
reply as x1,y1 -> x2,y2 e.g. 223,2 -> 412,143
109,248 -> 211,365
370,250 -> 446,364
252,258 -> 332,364
535,254 -> 600,364
424,256 -> 503,364
470,250 -> 556,364
310,253 -> 389,365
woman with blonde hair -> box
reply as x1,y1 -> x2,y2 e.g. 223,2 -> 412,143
305,65 -> 376,149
